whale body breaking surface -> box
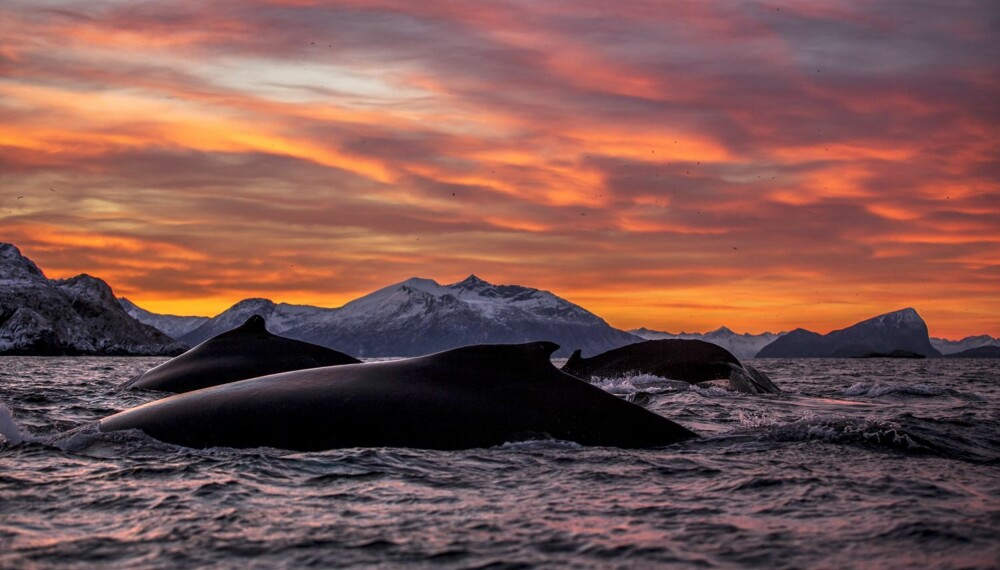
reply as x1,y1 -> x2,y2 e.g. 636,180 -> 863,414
101,342 -> 697,451
127,315 -> 361,393
562,339 -> 781,394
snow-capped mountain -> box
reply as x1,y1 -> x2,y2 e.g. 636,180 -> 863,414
286,274 -> 639,357
183,275 -> 640,357
756,308 -> 941,358
931,335 -> 1000,355
118,297 -> 209,340
178,298 -> 337,346
0,243 -> 186,356
630,326 -> 785,360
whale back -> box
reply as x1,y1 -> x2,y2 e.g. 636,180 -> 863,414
129,315 -> 361,393
562,339 -> 741,384
103,342 -> 696,450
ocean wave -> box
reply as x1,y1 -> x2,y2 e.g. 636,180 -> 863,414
748,414 -> 1000,464
762,417 -> 930,453
496,439 -> 584,451
841,382 -> 969,398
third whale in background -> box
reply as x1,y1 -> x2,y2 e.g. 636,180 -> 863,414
562,339 -> 781,394
127,315 -> 361,393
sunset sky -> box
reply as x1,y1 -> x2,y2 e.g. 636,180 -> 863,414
1,0 -> 997,338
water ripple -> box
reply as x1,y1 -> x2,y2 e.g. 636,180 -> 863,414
1,357 -> 998,568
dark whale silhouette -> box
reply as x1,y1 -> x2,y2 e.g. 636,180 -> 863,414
128,315 -> 361,393
562,339 -> 780,394
101,342 -> 697,450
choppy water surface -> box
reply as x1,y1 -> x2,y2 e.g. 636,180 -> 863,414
1,357 -> 998,568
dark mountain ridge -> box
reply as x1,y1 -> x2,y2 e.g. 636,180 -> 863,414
756,308 -> 941,358
0,243 -> 186,356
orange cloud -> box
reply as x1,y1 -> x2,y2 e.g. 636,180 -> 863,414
1,0 -> 997,337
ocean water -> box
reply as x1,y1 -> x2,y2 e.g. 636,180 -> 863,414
1,356 -> 998,569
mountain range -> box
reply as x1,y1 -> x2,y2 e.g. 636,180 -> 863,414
630,312 -> 1000,358
756,308 -> 941,358
930,335 -> 1000,355
124,275 -> 641,357
118,298 -> 209,340
629,326 -> 785,360
2,242 -> 996,358
0,244 -> 185,356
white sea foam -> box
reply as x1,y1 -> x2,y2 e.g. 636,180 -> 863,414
764,417 -> 927,452
692,382 -> 734,397
0,400 -> 24,445
843,382 -> 950,398
590,374 -> 689,395
736,409 -> 783,429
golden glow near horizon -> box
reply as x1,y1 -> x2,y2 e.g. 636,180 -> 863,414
1,1 -> 998,338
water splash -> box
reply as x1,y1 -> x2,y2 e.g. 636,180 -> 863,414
736,409 -> 784,429
588,373 -> 689,395
0,400 -> 24,445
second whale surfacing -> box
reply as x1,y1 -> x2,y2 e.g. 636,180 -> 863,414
127,315 -> 361,393
563,339 -> 781,394
101,342 -> 697,451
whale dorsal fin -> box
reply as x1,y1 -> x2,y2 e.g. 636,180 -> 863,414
226,314 -> 269,336
562,349 -> 584,373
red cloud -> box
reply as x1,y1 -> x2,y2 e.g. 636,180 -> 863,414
1,0 -> 996,337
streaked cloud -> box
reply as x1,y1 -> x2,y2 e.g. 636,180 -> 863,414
1,0 -> 997,337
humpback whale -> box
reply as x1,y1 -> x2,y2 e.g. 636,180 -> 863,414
101,342 -> 697,450
128,315 -> 361,393
562,339 -> 780,394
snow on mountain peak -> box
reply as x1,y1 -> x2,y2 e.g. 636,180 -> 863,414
869,307 -> 924,329
269,274 -> 637,357
708,326 -> 735,336
0,243 -> 46,281
0,247 -> 184,355
329,274 -> 595,327
454,274 -> 488,287
230,298 -> 277,312
400,277 -> 441,289
54,274 -> 117,305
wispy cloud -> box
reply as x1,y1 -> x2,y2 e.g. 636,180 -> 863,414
1,0 -> 997,336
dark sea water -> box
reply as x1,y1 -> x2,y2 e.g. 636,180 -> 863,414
1,357 -> 998,569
